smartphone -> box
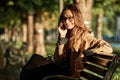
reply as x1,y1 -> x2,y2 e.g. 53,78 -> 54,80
60,22 -> 66,30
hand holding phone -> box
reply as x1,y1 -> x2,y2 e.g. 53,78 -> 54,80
58,22 -> 67,38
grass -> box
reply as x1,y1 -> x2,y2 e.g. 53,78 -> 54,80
112,67 -> 120,80
45,43 -> 56,57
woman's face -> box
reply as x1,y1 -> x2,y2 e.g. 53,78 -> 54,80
62,10 -> 75,30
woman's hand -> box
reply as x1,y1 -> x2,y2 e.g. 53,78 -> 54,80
58,22 -> 67,38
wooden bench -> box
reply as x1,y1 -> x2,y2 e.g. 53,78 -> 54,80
42,54 -> 120,80
80,54 -> 120,80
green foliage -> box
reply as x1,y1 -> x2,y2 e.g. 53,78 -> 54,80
64,0 -> 73,5
46,43 -> 55,57
102,25 -> 113,37
0,0 -> 21,25
112,67 -> 120,80
93,0 -> 120,17
0,0 -> 60,36
92,0 -> 120,38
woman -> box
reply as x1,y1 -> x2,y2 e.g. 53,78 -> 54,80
20,4 -> 113,80
54,4 -> 113,78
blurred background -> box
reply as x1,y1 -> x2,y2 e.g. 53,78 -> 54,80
0,0 -> 120,80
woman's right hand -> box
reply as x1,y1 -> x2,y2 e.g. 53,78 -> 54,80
58,22 -> 67,38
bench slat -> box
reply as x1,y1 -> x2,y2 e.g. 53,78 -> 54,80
84,62 -> 107,76
81,54 -> 120,80
86,56 -> 112,67
81,70 -> 103,80
93,54 -> 114,60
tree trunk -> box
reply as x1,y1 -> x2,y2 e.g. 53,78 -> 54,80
114,17 -> 120,41
27,13 -> 34,53
34,13 -> 46,57
21,14 -> 28,44
96,12 -> 103,39
4,24 -> 10,42
59,0 -> 64,13
74,0 -> 93,29
11,22 -> 18,45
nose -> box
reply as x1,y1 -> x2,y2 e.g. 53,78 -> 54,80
65,19 -> 69,23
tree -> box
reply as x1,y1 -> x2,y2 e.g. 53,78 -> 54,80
73,0 -> 93,29
21,14 -> 27,44
27,13 -> 34,53
59,0 -> 64,13
93,0 -> 120,39
34,12 -> 46,56
0,0 -> 20,42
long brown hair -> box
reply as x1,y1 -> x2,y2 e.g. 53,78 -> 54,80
58,4 -> 90,52
58,4 -> 92,75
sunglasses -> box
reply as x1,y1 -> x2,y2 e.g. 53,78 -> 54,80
62,16 -> 74,22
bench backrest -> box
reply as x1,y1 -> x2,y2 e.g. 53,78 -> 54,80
80,54 -> 120,80
40,54 -> 120,80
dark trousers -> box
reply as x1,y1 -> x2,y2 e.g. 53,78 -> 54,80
20,54 -> 69,80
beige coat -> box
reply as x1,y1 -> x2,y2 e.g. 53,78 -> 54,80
54,28 -> 113,78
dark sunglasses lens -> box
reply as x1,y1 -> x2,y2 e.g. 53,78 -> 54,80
62,16 -> 74,21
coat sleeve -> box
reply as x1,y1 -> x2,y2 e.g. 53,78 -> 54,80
83,32 -> 113,55
54,37 -> 68,64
